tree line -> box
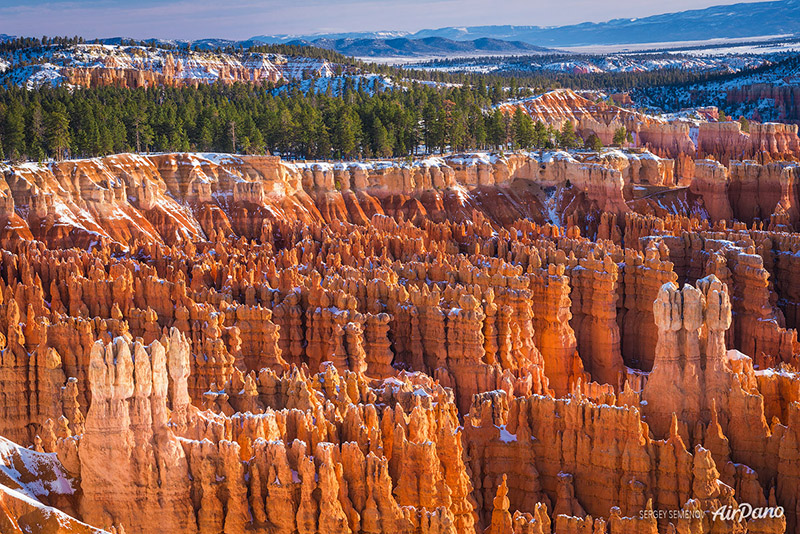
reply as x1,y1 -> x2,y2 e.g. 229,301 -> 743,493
0,82 -> 598,162
0,35 -> 86,53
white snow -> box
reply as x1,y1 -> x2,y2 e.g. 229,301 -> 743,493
272,73 -> 393,96
408,50 -> 768,77
497,425 -> 518,443
286,156 -> 450,175
445,152 -> 504,166
543,185 -> 560,227
0,436 -> 77,500
539,150 -> 578,164
196,153 -> 245,166
558,34 -> 793,54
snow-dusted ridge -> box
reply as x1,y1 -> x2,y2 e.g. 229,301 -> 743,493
0,43 -> 341,89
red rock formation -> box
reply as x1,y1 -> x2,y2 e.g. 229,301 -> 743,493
0,147 -> 798,534
697,121 -> 800,164
567,251 -> 625,387
77,330 -> 195,533
528,264 -> 587,396
600,150 -> 676,187
498,89 -> 696,157
689,159 -> 734,222
463,380 -> 786,534
0,297 -> 65,445
637,121 -> 697,159
0,435 -> 106,533
725,248 -> 800,364
620,242 -> 678,371
729,160 -> 800,226
3,44 -> 338,90
643,275 -> 740,437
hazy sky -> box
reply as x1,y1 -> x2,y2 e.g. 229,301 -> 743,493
0,0 -> 773,40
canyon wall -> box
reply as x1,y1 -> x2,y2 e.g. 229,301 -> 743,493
697,121 -> 800,164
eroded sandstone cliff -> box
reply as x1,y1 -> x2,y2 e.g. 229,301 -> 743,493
0,150 -> 797,534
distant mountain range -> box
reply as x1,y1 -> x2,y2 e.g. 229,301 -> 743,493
80,36 -> 556,58
286,37 -> 554,57
253,0 -> 800,48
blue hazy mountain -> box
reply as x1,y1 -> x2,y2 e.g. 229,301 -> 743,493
253,0 -> 800,48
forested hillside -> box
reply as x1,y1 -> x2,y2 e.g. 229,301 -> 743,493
0,82 -> 588,161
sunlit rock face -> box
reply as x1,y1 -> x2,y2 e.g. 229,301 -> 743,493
0,147 -> 798,534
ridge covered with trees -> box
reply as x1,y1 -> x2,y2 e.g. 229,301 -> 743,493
0,82 -> 590,162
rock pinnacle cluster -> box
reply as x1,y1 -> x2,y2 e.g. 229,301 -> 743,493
0,142 -> 799,534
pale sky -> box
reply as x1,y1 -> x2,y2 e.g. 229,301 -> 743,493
0,0 -> 774,41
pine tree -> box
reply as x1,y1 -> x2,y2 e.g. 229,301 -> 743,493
0,75 -> 601,161
314,121 -> 331,159
559,120 -> 577,149
490,82 -> 503,104
545,125 -> 558,149
586,133 -> 603,152
4,102 -> 26,160
371,117 -> 392,158
198,122 -> 214,152
739,116 -> 750,133
612,127 -> 628,147
27,101 -> 45,159
422,102 -> 446,154
448,110 -> 467,152
333,110 -> 357,158
512,107 -> 534,149
471,109 -> 487,149
132,113 -> 144,153
46,108 -> 71,160
250,128 -> 264,154
139,121 -> 155,153
488,109 -> 506,149
533,120 -> 547,148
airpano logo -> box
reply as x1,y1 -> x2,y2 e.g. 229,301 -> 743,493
710,504 -> 785,522
641,504 -> 784,522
